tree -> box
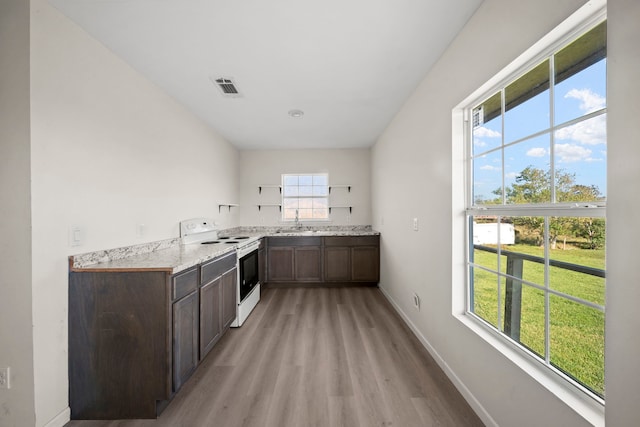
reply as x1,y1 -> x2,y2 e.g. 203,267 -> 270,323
572,217 -> 606,249
503,166 -> 551,204
495,166 -> 604,249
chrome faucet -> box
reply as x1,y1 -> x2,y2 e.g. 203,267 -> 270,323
295,209 -> 302,229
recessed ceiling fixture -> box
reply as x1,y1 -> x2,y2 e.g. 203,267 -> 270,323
211,76 -> 242,98
288,109 -> 304,118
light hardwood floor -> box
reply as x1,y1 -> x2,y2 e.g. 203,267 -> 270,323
66,286 -> 484,427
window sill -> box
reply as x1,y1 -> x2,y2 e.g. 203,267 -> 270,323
455,313 -> 604,427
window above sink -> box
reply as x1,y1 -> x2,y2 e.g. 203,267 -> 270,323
282,173 -> 329,222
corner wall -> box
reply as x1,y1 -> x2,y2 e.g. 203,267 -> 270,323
29,0 -> 239,425
371,0 -> 602,425
0,0 -> 36,425
603,0 -> 640,425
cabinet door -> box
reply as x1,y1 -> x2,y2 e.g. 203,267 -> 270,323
199,277 -> 222,359
173,290 -> 199,392
351,246 -> 380,282
221,268 -> 237,330
324,246 -> 351,282
295,246 -> 322,282
267,246 -> 295,281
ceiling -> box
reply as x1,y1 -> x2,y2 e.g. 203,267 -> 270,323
49,0 -> 483,150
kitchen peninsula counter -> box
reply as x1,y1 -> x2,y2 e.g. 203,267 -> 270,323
67,225 -> 380,420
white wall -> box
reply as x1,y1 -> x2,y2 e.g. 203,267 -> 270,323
238,149 -> 371,226
604,0 -> 640,425
371,0 -> 614,426
28,0 -> 239,425
0,0 -> 36,426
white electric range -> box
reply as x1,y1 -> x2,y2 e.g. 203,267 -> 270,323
180,218 -> 260,327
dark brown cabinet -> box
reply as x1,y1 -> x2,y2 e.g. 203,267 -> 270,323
351,245 -> 380,282
295,246 -> 322,281
266,236 -> 322,283
199,276 -> 222,359
324,236 -> 379,283
69,271 -> 173,419
173,289 -> 199,392
324,246 -> 351,281
172,266 -> 200,392
267,246 -> 295,281
69,251 -> 237,420
200,252 -> 237,359
265,235 -> 379,285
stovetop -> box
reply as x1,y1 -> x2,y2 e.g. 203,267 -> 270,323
201,236 -> 251,245
180,218 -> 258,247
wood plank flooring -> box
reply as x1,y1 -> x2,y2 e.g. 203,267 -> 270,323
65,286 -> 484,427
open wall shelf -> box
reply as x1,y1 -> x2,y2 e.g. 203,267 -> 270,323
257,204 -> 282,211
328,206 -> 353,214
218,204 -> 239,213
256,184 -> 354,217
328,185 -> 351,193
258,185 -> 282,194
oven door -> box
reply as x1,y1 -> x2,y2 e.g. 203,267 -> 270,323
239,249 -> 259,302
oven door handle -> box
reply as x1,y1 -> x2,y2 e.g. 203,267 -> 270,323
238,244 -> 259,258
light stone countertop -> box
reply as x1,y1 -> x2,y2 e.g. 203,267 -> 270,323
70,241 -> 237,274
70,226 -> 380,275
219,225 -> 379,238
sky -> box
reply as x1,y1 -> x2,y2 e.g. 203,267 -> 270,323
472,58 -> 607,203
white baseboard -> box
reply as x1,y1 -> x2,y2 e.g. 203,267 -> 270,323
377,285 -> 498,427
43,407 -> 70,427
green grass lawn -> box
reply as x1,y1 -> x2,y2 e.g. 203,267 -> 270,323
471,244 -> 605,396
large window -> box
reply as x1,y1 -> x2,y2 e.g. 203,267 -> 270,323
282,174 -> 329,221
466,20 -> 606,400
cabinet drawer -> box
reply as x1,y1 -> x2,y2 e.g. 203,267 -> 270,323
324,235 -> 379,247
201,252 -> 237,285
268,236 -> 322,246
172,267 -> 198,301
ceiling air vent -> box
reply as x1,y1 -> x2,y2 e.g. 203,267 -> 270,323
211,77 -> 242,98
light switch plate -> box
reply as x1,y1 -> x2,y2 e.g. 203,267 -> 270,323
69,226 -> 83,247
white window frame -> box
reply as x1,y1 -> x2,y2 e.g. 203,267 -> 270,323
452,1 -> 606,425
281,173 -> 330,222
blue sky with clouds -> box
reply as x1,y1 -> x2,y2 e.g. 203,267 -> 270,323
472,59 -> 607,203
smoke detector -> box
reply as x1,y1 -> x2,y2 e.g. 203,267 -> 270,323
211,76 -> 242,98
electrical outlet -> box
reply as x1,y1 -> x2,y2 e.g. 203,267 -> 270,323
0,367 -> 10,389
413,293 -> 421,311
412,217 -> 419,231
